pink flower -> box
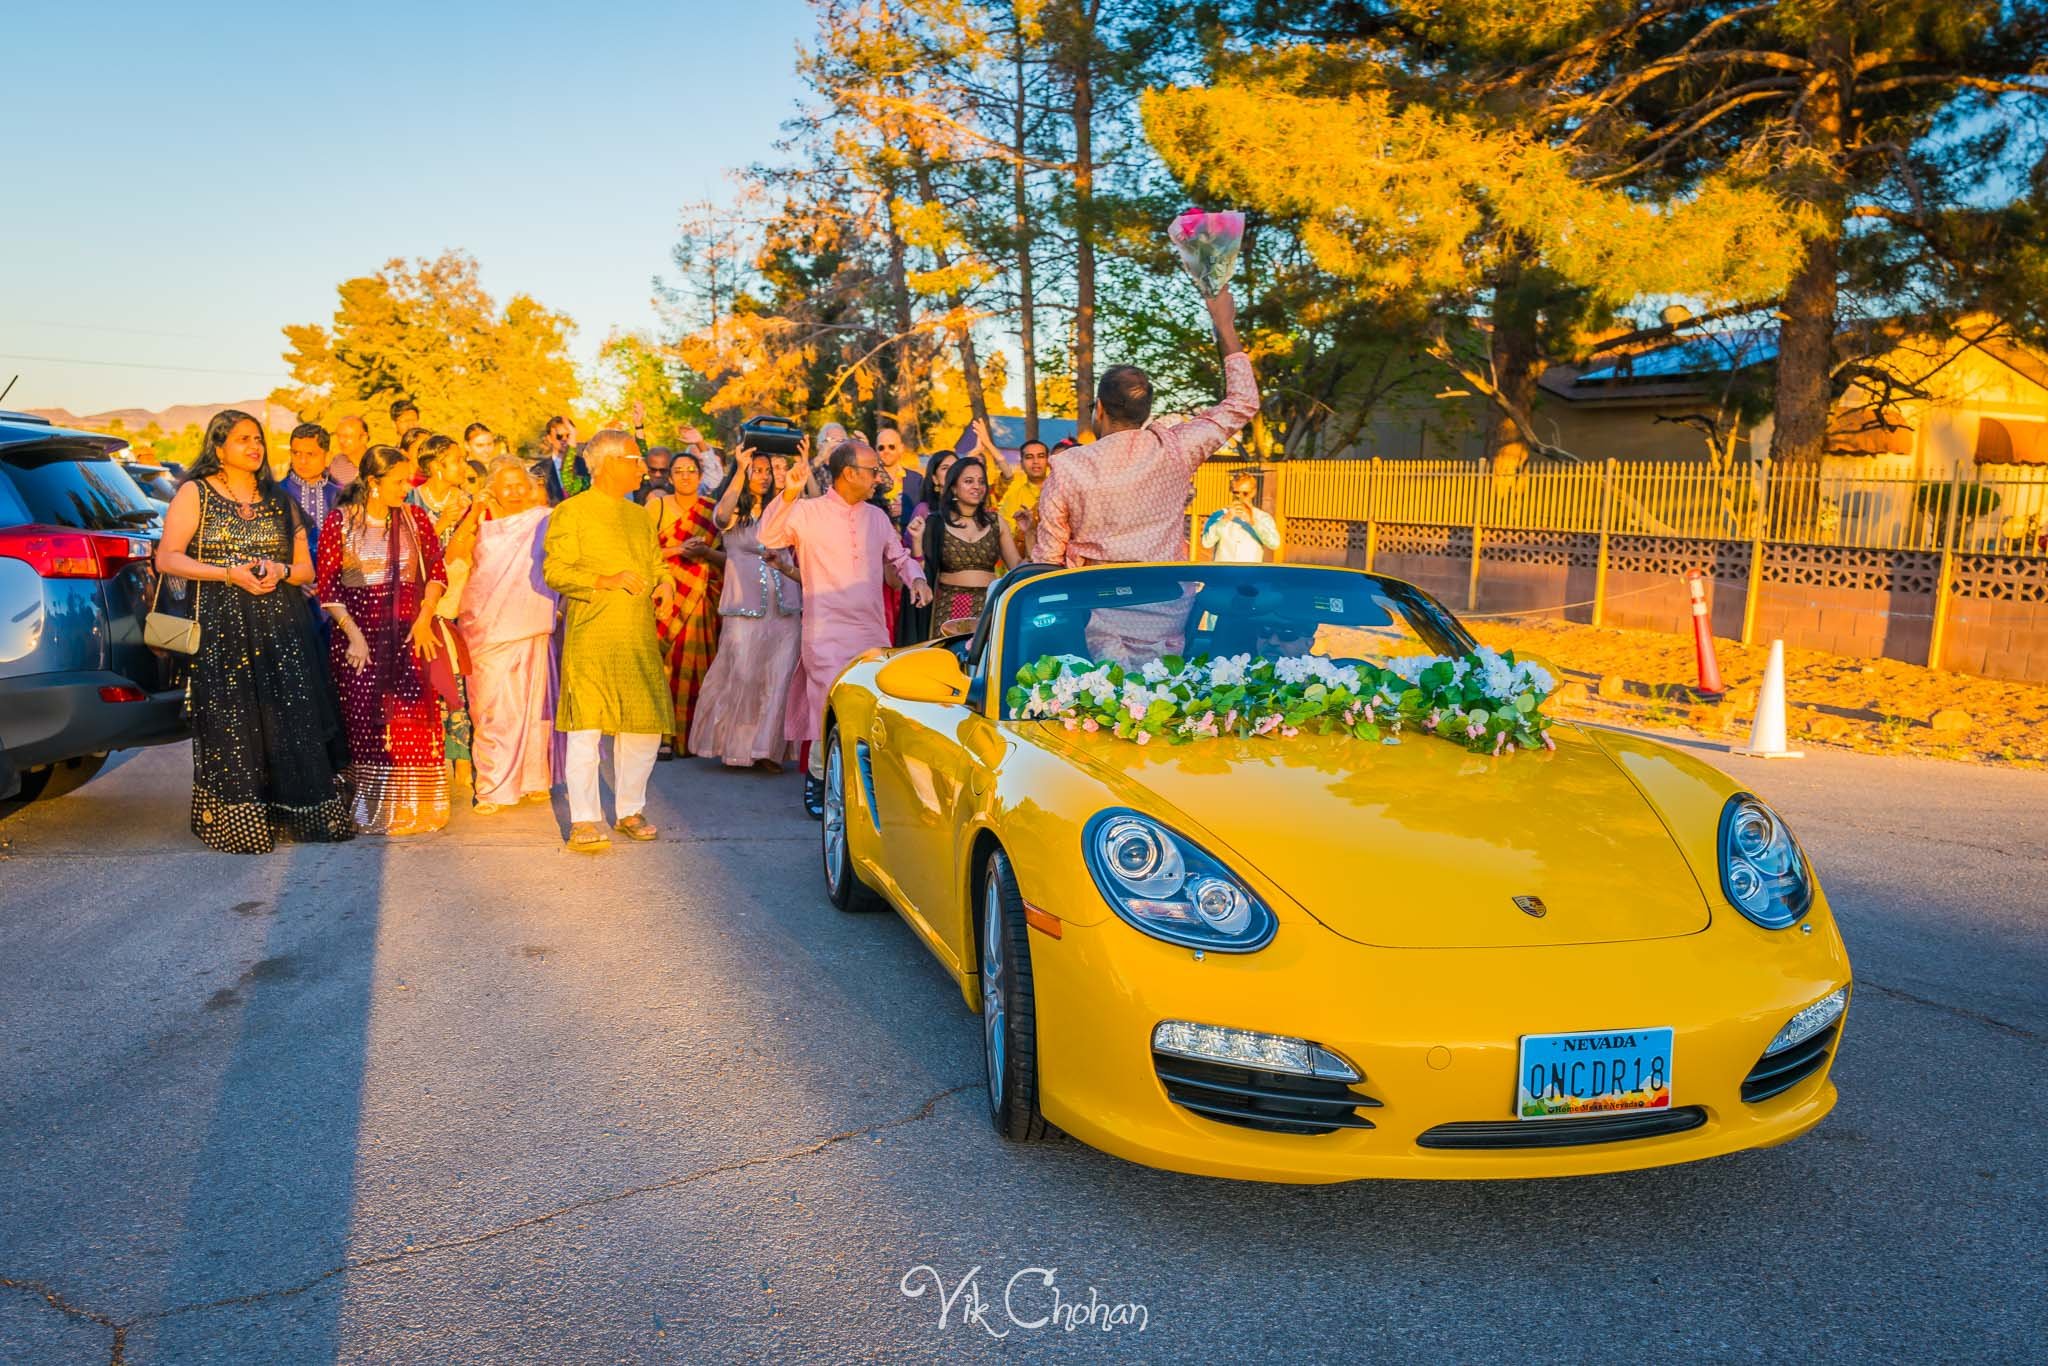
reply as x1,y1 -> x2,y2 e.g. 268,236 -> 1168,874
1062,718 -> 1079,731
1493,731 -> 1507,754
1281,726 -> 1299,738
1253,714 -> 1282,736
1542,732 -> 1556,752
1134,730 -> 1152,746
1082,718 -> 1100,733
1467,720 -> 1485,740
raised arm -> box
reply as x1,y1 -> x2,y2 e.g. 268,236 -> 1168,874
713,443 -> 757,529
758,465 -> 807,550
1164,291 -> 1261,477
1200,507 -> 1229,549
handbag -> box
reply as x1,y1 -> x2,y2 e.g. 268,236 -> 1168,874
144,570 -> 201,655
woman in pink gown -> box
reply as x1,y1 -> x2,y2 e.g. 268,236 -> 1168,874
687,452 -> 803,770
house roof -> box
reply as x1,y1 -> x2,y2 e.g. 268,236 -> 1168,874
1574,328 -> 1779,384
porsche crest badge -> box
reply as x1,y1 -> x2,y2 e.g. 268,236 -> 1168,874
1512,895 -> 1548,918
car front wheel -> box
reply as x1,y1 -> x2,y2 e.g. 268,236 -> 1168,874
821,725 -> 884,913
981,848 -> 1052,1141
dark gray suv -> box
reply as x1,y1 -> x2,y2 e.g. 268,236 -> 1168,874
0,411 -> 186,800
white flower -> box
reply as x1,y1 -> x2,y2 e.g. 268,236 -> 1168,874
1140,660 -> 1170,683
1273,656 -> 1313,685
1208,653 -> 1251,687
1383,655 -> 1431,685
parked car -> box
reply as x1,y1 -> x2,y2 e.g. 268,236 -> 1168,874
0,411 -> 187,801
118,458 -> 181,504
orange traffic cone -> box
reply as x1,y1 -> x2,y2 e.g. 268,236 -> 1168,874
1687,571 -> 1724,697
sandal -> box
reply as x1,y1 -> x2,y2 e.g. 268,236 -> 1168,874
614,813 -> 659,842
566,821 -> 612,853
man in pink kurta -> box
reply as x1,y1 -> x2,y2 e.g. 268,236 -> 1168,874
1032,287 -> 1259,659
760,439 -> 931,818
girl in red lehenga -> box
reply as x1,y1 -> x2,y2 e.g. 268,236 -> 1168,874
317,445 -> 451,835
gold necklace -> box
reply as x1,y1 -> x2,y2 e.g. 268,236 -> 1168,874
213,477 -> 262,521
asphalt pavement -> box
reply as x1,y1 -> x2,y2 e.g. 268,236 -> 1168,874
1,731 -> 2042,1363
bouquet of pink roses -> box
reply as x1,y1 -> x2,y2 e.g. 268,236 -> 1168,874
1167,208 -> 1245,298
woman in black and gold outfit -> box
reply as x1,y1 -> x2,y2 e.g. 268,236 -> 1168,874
914,455 -> 1020,630
156,410 -> 354,853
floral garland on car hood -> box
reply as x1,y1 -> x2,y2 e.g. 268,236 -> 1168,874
1006,647 -> 1557,755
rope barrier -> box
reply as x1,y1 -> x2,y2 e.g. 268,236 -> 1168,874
1457,578 -> 1674,620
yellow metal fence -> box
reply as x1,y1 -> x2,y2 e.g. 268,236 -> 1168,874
1195,459 -> 2048,556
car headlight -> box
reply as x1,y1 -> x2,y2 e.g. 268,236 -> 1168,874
1083,809 -> 1276,952
1717,794 -> 1812,929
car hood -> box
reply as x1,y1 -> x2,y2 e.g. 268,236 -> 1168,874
1022,722 -> 1711,949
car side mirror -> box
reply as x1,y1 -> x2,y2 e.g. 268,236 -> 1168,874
875,647 -> 971,705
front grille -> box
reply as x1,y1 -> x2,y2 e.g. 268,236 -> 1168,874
1742,1021 -> 1840,1103
1152,1052 -> 1380,1136
1417,1106 -> 1707,1149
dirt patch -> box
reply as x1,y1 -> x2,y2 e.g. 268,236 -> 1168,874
1466,616 -> 2048,768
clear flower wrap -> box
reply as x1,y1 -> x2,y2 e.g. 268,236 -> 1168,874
1168,208 -> 1245,298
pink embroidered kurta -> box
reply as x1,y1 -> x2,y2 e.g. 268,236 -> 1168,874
1031,350 -> 1260,567
759,490 -> 926,743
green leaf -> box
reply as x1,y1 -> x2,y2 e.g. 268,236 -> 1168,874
1352,720 -> 1382,741
1004,686 -> 1027,711
1162,654 -> 1185,674
1516,692 -> 1536,713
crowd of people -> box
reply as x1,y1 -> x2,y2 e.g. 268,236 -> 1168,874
155,286 -> 1256,853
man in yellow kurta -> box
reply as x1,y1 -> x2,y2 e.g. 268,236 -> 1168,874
543,430 -> 674,852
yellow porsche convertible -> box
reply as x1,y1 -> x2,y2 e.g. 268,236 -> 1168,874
818,562 -> 1851,1182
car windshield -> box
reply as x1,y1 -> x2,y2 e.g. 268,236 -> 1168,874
0,446 -> 158,531
996,564 -> 1476,718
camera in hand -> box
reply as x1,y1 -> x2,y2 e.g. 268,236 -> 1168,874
737,415 -> 806,458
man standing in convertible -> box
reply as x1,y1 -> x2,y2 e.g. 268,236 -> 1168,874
1031,287 -> 1259,658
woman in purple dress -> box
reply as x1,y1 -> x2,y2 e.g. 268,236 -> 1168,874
687,451 -> 803,770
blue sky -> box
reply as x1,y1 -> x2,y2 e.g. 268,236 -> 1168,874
0,0 -> 811,415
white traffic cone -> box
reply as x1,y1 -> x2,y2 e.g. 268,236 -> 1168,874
1732,639 -> 1802,759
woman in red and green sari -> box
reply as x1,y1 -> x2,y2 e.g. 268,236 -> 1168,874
651,451 -> 725,758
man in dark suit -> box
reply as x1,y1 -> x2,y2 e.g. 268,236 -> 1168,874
874,425 -> 920,529
531,415 -> 587,504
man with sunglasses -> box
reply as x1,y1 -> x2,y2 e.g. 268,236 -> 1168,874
761,439 -> 932,818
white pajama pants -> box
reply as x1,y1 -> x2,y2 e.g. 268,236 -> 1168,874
565,730 -> 660,825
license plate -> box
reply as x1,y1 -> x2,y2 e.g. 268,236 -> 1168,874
1516,1027 -> 1674,1120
